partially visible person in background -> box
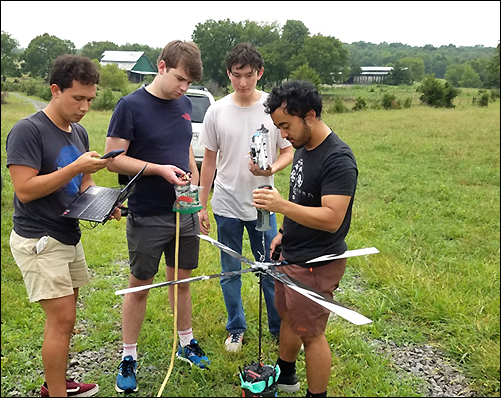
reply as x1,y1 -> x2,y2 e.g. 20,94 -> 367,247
198,42 -> 293,352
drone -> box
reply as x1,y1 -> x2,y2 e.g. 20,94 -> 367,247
115,235 -> 378,396
115,235 -> 379,326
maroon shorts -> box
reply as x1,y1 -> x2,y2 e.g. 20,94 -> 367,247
274,258 -> 347,337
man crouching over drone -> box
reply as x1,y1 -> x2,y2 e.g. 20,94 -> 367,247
252,80 -> 358,398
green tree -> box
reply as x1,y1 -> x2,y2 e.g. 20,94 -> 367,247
484,43 -> 500,89
192,19 -> 244,87
81,40 -> 119,61
445,63 -> 465,86
240,20 -> 280,48
281,20 -> 309,55
297,35 -> 349,84
384,62 -> 413,85
99,63 -> 128,91
289,63 -> 321,91
92,59 -> 102,71
22,33 -> 76,80
458,64 -> 482,88
399,57 -> 425,81
1,30 -> 22,77
258,40 -> 289,88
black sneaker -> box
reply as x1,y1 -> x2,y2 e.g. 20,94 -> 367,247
277,371 -> 300,393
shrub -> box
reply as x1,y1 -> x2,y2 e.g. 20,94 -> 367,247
1,92 -> 9,104
490,89 -> 500,101
99,64 -> 129,91
36,86 -> 52,102
382,93 -> 400,110
417,74 -> 459,108
403,97 -> 412,109
290,64 -> 322,91
327,96 -> 348,113
92,87 -> 117,111
25,83 -> 39,96
478,92 -> 489,107
352,97 -> 367,111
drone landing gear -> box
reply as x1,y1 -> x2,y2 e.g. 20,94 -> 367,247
239,271 -> 280,397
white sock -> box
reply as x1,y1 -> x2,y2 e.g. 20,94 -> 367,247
178,328 -> 194,347
123,343 -> 137,361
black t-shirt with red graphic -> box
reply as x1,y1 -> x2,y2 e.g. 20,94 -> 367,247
282,132 -> 358,265
107,87 -> 193,216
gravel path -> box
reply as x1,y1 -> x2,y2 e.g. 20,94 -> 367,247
10,92 -> 47,111
10,324 -> 478,397
371,339 -> 477,397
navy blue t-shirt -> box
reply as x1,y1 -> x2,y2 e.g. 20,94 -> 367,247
282,132 -> 358,264
107,87 -> 193,216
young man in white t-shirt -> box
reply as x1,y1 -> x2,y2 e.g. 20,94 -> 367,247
198,43 -> 293,352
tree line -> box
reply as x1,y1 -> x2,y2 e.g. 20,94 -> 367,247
1,19 -> 500,90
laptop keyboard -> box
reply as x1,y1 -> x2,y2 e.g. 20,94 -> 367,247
78,189 -> 119,220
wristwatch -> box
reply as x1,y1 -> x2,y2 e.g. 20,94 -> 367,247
279,228 -> 284,234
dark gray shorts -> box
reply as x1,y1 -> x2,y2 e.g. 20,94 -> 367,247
126,212 -> 200,280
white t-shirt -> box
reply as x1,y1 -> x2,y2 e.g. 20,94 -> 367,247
200,91 -> 291,221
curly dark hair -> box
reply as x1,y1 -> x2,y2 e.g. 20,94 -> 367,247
226,42 -> 264,73
49,54 -> 100,91
264,80 -> 323,120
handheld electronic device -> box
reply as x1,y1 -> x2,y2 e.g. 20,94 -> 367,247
100,149 -> 125,159
256,184 -> 272,232
250,124 -> 269,170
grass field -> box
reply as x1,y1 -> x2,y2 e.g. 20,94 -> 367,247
1,90 -> 499,397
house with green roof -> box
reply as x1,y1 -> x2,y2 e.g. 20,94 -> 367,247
100,50 -> 157,83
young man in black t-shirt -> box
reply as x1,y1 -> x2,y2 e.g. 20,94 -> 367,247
252,80 -> 358,397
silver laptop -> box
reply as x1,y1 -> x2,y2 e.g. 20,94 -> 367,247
61,164 -> 146,224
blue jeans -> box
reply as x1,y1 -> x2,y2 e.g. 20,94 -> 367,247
214,213 -> 281,336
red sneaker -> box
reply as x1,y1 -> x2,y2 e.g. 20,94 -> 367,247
40,379 -> 99,397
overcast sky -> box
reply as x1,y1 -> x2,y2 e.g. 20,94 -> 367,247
1,1 -> 500,50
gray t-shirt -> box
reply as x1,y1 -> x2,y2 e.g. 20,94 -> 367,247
6,111 -> 89,245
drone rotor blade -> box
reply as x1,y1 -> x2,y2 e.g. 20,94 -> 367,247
115,268 -> 256,295
287,247 -> 380,266
266,268 -> 373,325
198,235 -> 254,265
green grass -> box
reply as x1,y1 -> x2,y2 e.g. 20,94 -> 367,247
1,93 -> 499,397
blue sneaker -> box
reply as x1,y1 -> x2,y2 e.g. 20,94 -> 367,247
176,339 -> 211,369
115,355 -> 138,393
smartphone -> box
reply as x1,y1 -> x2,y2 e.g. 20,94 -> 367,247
100,149 -> 125,159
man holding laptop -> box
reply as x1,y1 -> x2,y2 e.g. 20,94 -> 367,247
6,54 -> 120,398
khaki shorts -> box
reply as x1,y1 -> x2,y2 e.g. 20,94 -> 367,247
10,230 -> 90,302
274,258 -> 346,337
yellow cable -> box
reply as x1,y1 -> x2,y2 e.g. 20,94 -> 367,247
157,211 -> 180,397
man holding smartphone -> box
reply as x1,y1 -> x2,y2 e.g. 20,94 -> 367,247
6,54 -> 121,398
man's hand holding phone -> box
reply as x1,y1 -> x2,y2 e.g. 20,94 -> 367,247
100,149 -> 125,159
